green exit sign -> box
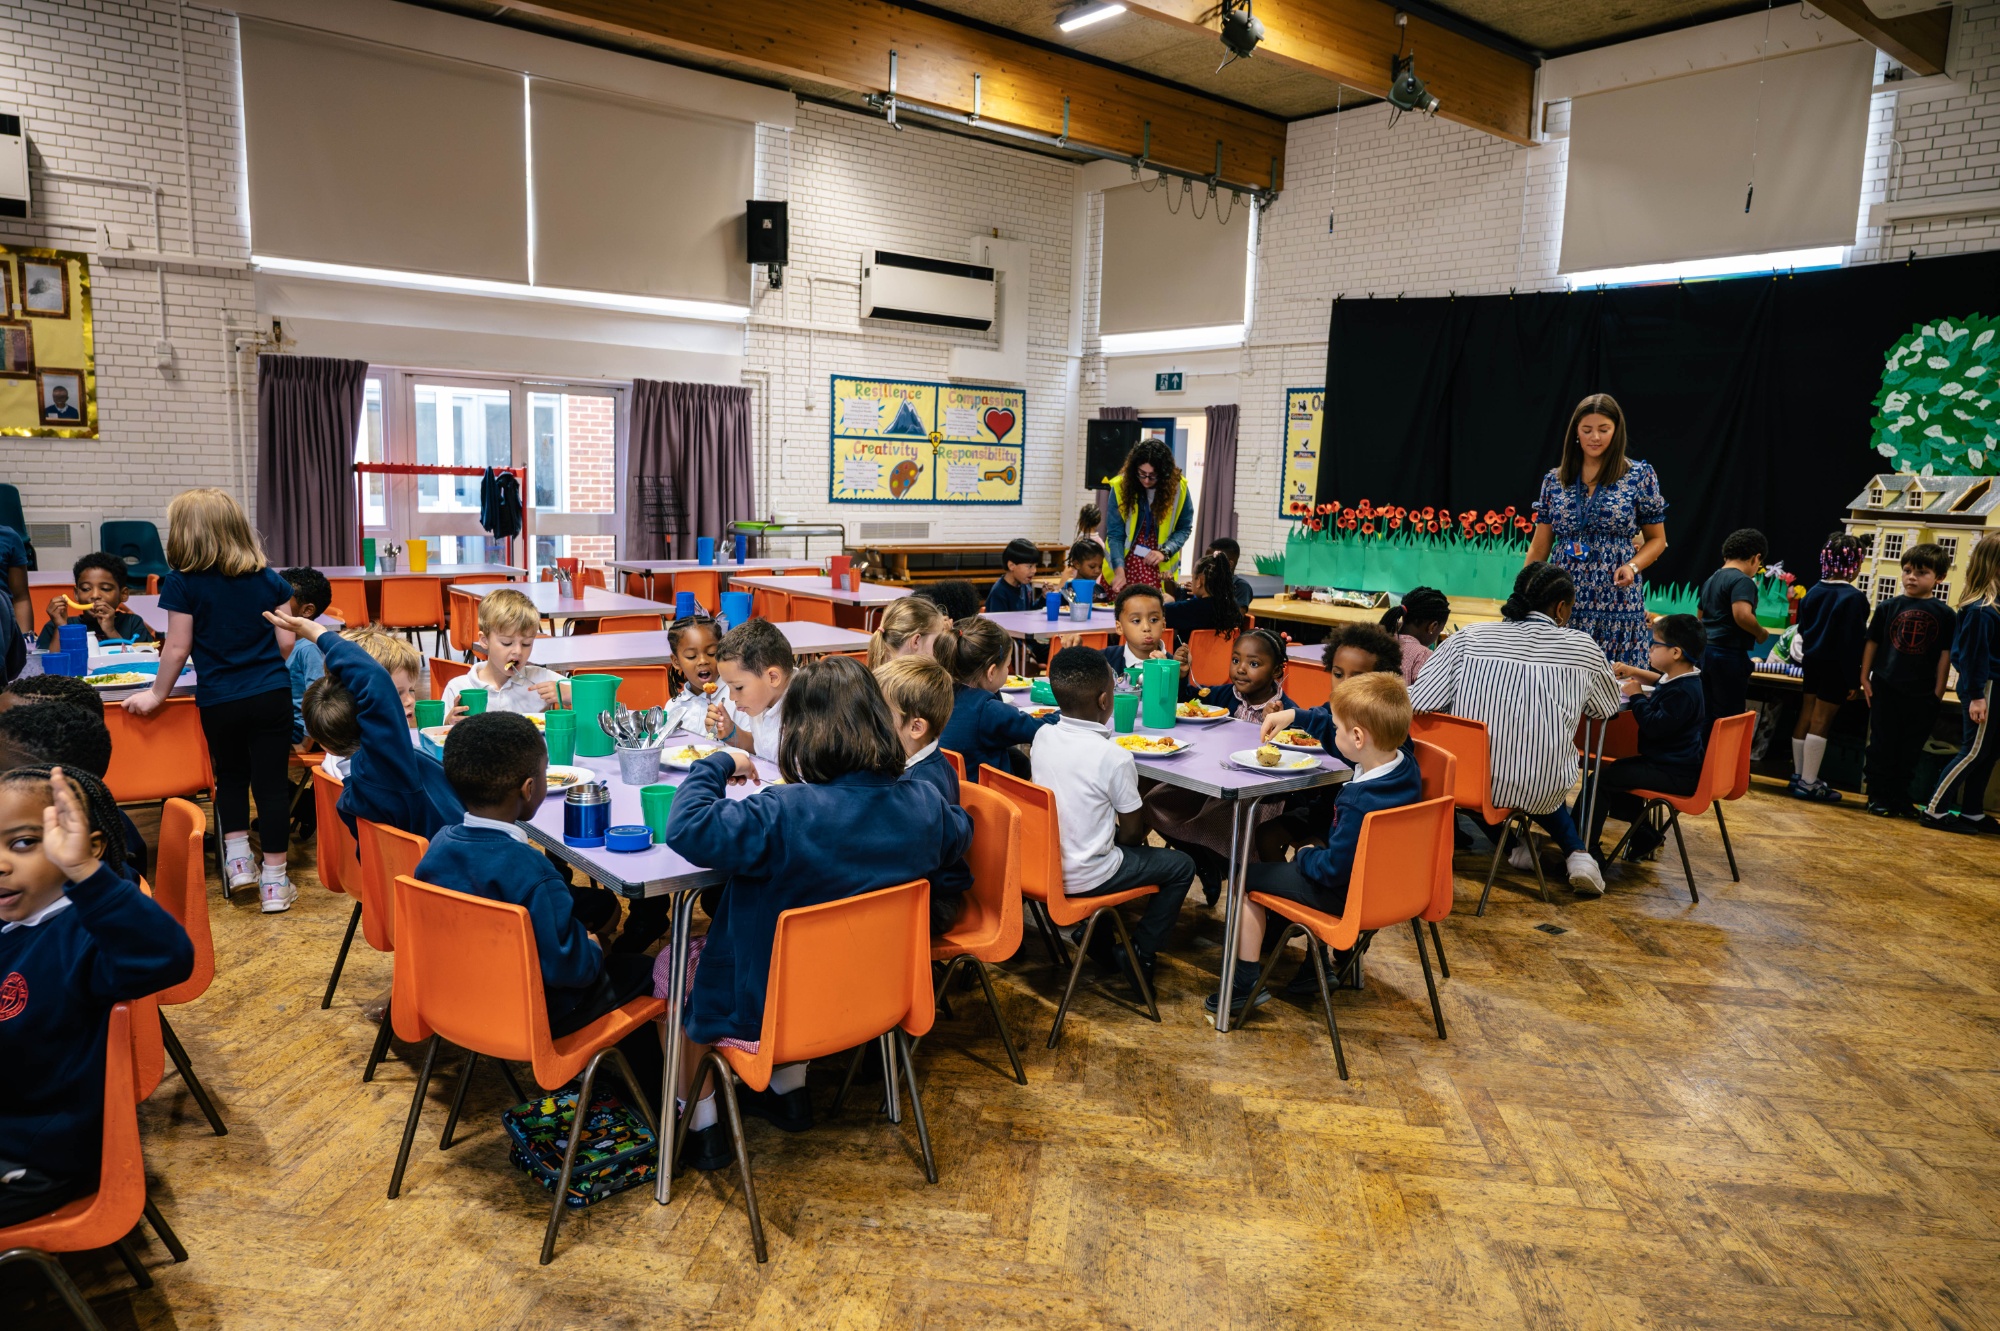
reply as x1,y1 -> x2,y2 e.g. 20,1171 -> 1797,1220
1155,370 -> 1185,393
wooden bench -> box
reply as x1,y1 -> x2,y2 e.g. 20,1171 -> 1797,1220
856,542 -> 1068,587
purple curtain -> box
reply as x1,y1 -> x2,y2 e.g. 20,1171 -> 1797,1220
1199,403 -> 1239,543
625,380 -> 754,560
256,354 -> 368,566
1095,406 -> 1138,516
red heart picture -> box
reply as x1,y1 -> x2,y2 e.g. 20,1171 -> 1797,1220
0,972 -> 27,1022
982,407 -> 1016,441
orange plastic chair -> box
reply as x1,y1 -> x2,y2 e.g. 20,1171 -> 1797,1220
1238,796 -> 1454,1079
380,576 -> 447,656
674,569 -> 722,613
145,574 -> 160,595
447,589 -> 483,659
388,873 -> 665,1264
354,818 -> 430,1082
574,665 -> 669,709
325,575 -> 369,627
1410,712 -> 1546,915
980,766 -> 1160,1046
623,571 -> 652,600
147,798 -> 227,1136
750,586 -> 790,621
582,567 -> 606,590
1410,738 -> 1458,980
1186,629 -> 1239,687
595,613 -> 663,634
788,597 -> 835,627
918,781 -> 1026,1084
1603,712 -> 1755,903
312,767 -> 366,1009
428,656 -> 470,700
686,880 -> 936,1263
104,696 -> 214,809
1287,659 -> 1332,708
0,1004 -> 190,1324
1715,716 -> 1753,881
942,749 -> 966,779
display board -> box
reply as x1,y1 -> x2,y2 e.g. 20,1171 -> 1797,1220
0,246 -> 96,439
1279,387 -> 1323,519
829,374 -> 1025,504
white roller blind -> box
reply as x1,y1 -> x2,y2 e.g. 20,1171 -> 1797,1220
1100,180 -> 1249,336
530,82 -> 754,306
1559,41 -> 1874,273
239,18 -> 529,283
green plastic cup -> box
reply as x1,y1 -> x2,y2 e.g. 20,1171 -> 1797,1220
459,687 -> 488,715
1112,691 -> 1138,733
1125,664 -> 1143,691
361,537 -> 377,573
1029,678 -> 1056,706
568,674 -> 621,757
640,783 -> 676,842
542,708 -> 576,764
413,699 -> 444,728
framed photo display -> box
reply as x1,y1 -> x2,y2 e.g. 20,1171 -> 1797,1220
0,246 -> 94,437
21,257 -> 70,318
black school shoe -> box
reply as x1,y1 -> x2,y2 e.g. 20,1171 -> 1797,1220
1202,971 -> 1270,1019
679,1121 -> 734,1173
1922,811 -> 1983,835
736,1085 -> 815,1133
1867,801 -> 1913,818
1110,942 -> 1157,988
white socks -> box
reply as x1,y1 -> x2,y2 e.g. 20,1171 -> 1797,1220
1801,734 -> 1827,785
224,833 -> 251,860
686,1093 -> 717,1131
1791,738 -> 1807,776
768,1061 -> 809,1095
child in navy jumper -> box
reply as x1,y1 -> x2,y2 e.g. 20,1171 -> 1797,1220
412,713 -> 660,1088
279,566 -> 330,750
275,610 -> 464,839
1098,584 -> 1193,679
935,616 -> 1054,782
1212,672 -> 1422,1019
1863,543 -> 1956,817
1787,534 -> 1870,802
0,766 -> 193,1225
984,537 -> 1045,614
876,654 -> 972,934
35,551 -> 153,649
1592,613 -> 1708,865
667,655 -> 973,1166
125,489 -> 300,911
1926,534 -> 2000,835
0,698 -> 147,871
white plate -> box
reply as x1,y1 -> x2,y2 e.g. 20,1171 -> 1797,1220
86,671 -> 155,689
1000,678 -> 1035,692
1173,705 -> 1231,725
1114,734 -> 1193,758
1227,747 -> 1323,773
544,764 -> 592,792
1022,705 -> 1060,720
1269,730 -> 1324,752
664,743 -> 726,770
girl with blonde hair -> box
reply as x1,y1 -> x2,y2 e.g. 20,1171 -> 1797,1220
1926,534 -> 2000,833
125,488 -> 302,911
867,595 -> 950,667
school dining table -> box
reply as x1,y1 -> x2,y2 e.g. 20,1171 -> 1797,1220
1001,695 -> 1349,1032
472,621 -> 870,671
125,595 -> 340,636
726,574 -> 906,627
1251,594 -> 1505,632
513,735 -> 780,1202
981,604 -> 1116,674
318,563 -> 525,581
612,558 -> 820,597
447,581 -> 663,632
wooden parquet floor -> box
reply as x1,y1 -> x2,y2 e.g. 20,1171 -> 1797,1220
10,783 -> 2000,1330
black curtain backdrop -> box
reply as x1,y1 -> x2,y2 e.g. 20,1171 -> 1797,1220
1318,249 -> 2000,589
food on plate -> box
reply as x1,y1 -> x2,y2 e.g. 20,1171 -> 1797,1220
1273,728 -> 1321,748
87,672 -> 151,687
1024,705 -> 1059,719
1115,735 -> 1184,755
1177,700 -> 1226,719
544,769 -> 582,789
672,744 -> 722,763
525,712 -> 545,728
1004,675 -> 1034,689
1256,744 -> 1283,767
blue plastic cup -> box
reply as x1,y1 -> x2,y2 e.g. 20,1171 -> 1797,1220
733,533 -> 748,564
675,590 -> 698,619
697,536 -> 715,566
1045,590 -> 1061,621
59,623 -> 88,653
720,590 -> 752,628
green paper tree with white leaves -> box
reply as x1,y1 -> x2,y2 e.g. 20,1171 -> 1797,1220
1869,314 -> 2000,476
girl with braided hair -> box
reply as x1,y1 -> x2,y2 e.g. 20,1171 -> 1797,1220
1787,533 -> 1871,802
0,765 -> 193,1225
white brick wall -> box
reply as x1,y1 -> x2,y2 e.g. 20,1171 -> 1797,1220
1,0 -> 256,534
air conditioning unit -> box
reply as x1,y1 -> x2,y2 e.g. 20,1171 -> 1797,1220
27,517 -> 94,559
0,106 -> 26,220
860,250 -> 995,331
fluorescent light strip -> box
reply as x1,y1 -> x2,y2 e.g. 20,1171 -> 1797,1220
1565,246 -> 1846,290
1100,323 -> 1245,356
251,254 -> 751,322
1059,3 -> 1126,33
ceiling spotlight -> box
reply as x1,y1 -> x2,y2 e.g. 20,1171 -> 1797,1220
1217,0 -> 1264,65
1388,56 -> 1438,116
1059,2 -> 1126,32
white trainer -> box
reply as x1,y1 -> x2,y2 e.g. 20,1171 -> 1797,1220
1507,843 -> 1536,873
225,855 -> 257,890
1566,851 -> 1605,897
259,871 -> 298,914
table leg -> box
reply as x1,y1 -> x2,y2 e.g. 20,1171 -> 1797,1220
1214,798 -> 1265,1035
654,886 -> 698,1205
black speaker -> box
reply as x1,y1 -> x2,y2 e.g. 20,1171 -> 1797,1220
746,201 -> 788,265
1085,419 -> 1140,490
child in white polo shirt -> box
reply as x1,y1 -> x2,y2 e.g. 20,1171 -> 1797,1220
442,587 -> 569,718
1029,646 -> 1195,983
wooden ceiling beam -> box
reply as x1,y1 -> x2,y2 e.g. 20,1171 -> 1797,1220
502,0 -> 1291,188
1809,0 -> 1951,77
1122,0 -> 1538,145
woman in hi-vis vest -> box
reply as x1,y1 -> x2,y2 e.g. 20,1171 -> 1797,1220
1104,438 -> 1194,592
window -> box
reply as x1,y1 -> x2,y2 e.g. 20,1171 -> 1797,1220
1857,531 -> 1876,556
1935,583 -> 1951,602
1938,536 -> 1958,566
1868,487 -> 1884,508
1855,574 -> 1870,598
355,367 -> 625,573
1877,580 -> 1896,604
1906,488 -> 1926,511
1882,533 -> 1905,561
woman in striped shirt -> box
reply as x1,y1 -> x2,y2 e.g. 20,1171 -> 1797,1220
1409,562 -> 1622,895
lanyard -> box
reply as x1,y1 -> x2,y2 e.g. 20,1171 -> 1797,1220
1562,476 -> 1606,563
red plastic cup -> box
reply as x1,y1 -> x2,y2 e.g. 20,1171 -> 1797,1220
847,569 -> 862,591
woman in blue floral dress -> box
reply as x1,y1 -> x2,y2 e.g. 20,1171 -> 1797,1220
1525,394 -> 1669,668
